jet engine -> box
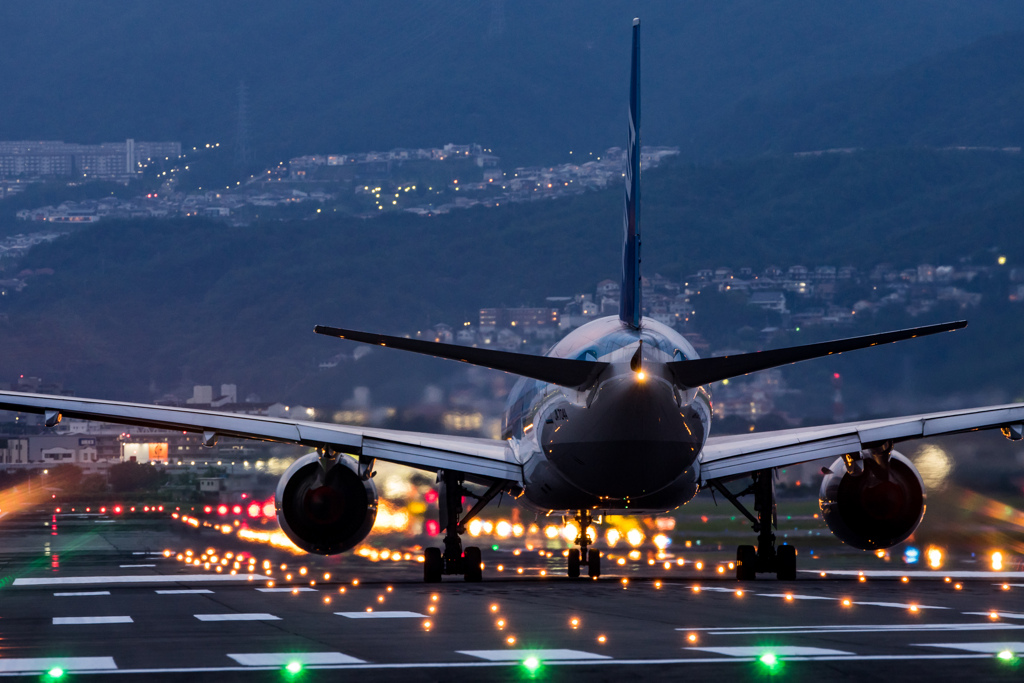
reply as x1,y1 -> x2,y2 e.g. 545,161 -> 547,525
819,450 -> 925,550
275,453 -> 378,555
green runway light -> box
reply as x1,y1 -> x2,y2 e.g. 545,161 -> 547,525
47,667 -> 64,679
997,649 -> 1017,662
285,660 -> 303,674
759,652 -> 779,669
492,544 -> 499,551
523,656 -> 541,672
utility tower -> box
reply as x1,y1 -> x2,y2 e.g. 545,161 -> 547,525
234,81 -> 253,170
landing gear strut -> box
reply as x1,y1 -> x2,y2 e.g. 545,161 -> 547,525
708,469 -> 796,580
424,470 -> 505,583
568,511 -> 601,578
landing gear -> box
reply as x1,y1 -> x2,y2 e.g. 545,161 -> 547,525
423,470 -> 505,583
709,469 -> 798,580
568,511 -> 601,578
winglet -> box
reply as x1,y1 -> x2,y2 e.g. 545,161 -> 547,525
620,18 -> 642,329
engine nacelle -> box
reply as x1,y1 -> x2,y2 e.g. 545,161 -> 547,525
819,450 -> 925,550
275,453 -> 378,555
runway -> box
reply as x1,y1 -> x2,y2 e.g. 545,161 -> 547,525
1,510 -> 1022,681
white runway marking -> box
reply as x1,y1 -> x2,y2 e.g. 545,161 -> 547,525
14,574 -> 258,586
687,646 -> 853,657
0,657 -> 117,673
691,587 -> 740,593
53,616 -> 133,625
809,570 -> 1024,579
680,623 -> 1024,635
915,642 -> 1024,654
458,649 -> 611,661
335,611 -> 426,619
195,613 -> 280,622
53,591 -> 110,597
119,564 -> 156,568
757,593 -> 837,601
256,587 -> 317,593
156,589 -> 214,594
228,652 -> 365,666
964,611 -> 1024,619
853,601 -> 948,610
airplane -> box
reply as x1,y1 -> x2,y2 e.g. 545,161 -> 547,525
2,18 -> 1022,583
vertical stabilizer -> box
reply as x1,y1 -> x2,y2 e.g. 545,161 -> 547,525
620,18 -> 642,329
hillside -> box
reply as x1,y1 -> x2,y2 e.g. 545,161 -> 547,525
1,148 -> 1023,408
3,3 -> 1024,165
704,31 -> 1024,157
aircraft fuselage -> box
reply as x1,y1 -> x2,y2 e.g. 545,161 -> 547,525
503,316 -> 711,513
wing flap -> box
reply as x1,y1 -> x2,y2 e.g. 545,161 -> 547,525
0,390 -> 520,483
701,402 -> 1024,482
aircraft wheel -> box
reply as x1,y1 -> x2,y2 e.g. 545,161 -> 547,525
568,549 -> 581,578
736,545 -> 757,580
424,547 -> 443,583
587,549 -> 601,578
776,544 -> 797,581
463,546 -> 482,582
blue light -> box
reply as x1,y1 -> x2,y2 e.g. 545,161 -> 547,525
903,547 -> 920,564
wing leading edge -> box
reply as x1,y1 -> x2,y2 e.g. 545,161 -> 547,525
0,390 -> 522,483
700,401 -> 1024,482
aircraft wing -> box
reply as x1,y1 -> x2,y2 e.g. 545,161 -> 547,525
0,391 -> 522,484
700,402 -> 1024,482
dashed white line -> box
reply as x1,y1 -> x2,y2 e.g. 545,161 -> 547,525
228,652 -> 365,666
155,589 -> 214,594
687,646 -> 853,657
0,657 -> 117,673
458,649 -> 611,661
964,611 -> 1024,620
53,591 -> 110,597
809,570 -> 1024,579
53,616 -> 133,625
256,587 -> 317,593
195,613 -> 280,622
679,623 -> 1024,635
14,574 -> 257,586
915,642 -> 1024,654
119,564 -> 156,568
335,611 -> 426,619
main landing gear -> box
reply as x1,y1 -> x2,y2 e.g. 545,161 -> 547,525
567,511 -> 601,579
709,469 -> 797,581
424,470 -> 505,583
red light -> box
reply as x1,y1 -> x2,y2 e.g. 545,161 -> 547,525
425,490 -> 438,504
232,505 -> 242,515
100,507 -> 106,513
54,507 -> 61,513
262,502 -> 275,517
833,373 -> 841,379
425,520 -> 440,536
158,506 -> 164,512
241,493 -> 247,499
130,507 -> 136,512
217,505 -> 228,515
114,506 -> 122,514
247,504 -> 261,518
203,506 -> 212,514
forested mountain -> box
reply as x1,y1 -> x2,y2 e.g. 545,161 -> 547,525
3,2 -> 1024,165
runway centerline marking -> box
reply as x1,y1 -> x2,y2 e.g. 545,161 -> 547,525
0,657 -> 117,673
119,564 -> 156,568
256,587 -> 317,593
14,574 -> 258,587
458,649 -> 611,661
757,593 -> 836,601
54,591 -> 110,597
688,646 -> 853,657
195,613 -> 280,622
53,616 -> 133,625
914,642 -> 1024,654
678,623 -> 1024,635
335,611 -> 426,619
156,589 -> 214,594
228,652 -> 365,666
807,570 -> 1024,579
853,601 -> 948,610
964,611 -> 1024,620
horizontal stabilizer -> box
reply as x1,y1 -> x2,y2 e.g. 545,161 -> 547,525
314,325 -> 608,389
668,320 -> 967,388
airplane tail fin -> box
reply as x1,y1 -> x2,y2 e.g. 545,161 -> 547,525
667,320 -> 967,388
620,17 -> 642,330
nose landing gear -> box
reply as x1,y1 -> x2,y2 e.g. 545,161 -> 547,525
709,469 -> 797,580
567,511 -> 601,578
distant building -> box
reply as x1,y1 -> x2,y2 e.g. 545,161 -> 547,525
0,140 -> 181,179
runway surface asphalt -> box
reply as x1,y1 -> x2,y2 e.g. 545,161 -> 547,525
1,510 -> 1022,681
